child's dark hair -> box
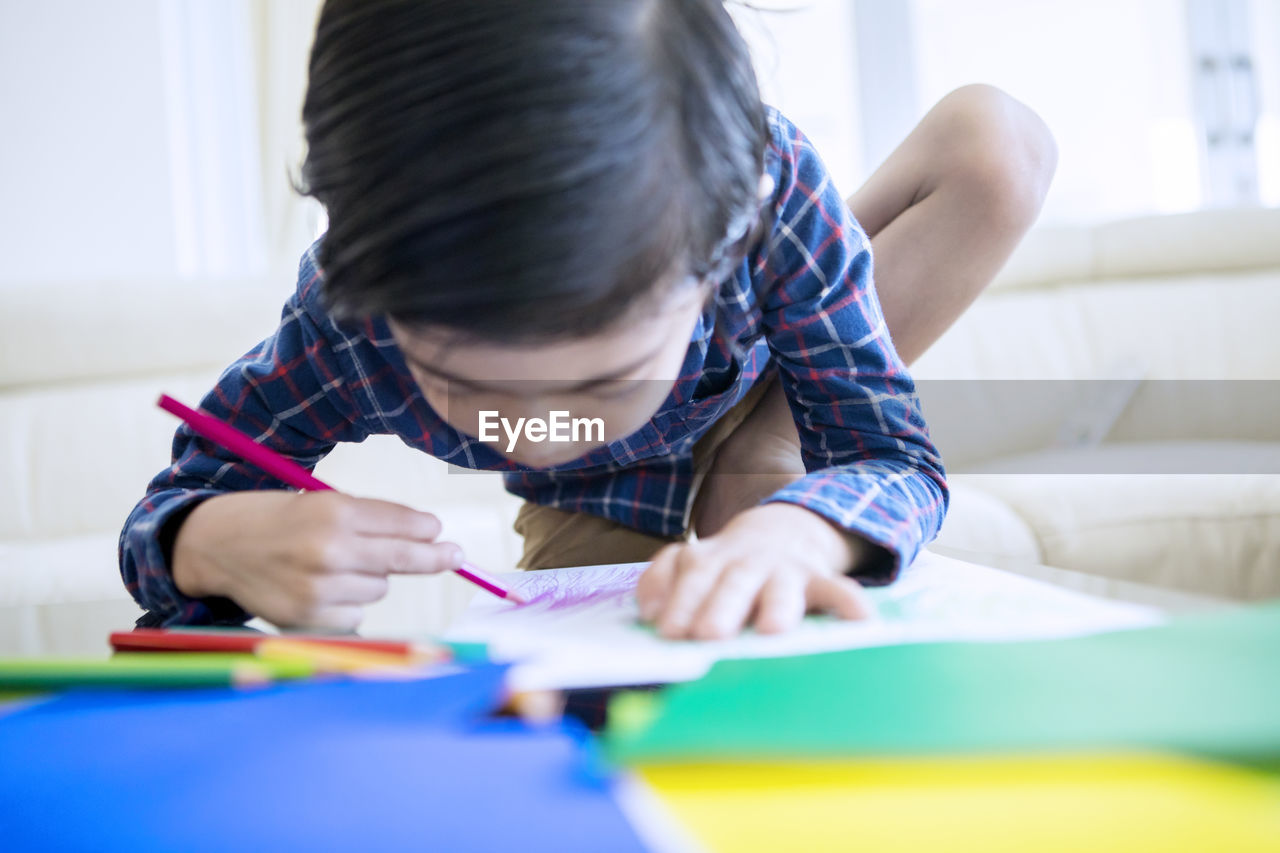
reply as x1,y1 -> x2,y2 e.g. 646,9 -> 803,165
300,0 -> 767,342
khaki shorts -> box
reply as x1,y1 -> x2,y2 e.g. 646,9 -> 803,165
514,374 -> 778,570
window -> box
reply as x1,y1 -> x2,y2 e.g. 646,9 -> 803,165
739,0 -> 1280,225
1249,0 -> 1280,205
6,0 -> 1274,287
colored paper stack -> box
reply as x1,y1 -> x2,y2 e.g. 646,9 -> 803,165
605,602 -> 1280,852
4,607 -> 1278,851
0,655 -> 650,851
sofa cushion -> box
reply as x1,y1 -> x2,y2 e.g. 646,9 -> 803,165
959,443 -> 1280,600
931,481 -> 1043,564
0,499 -> 524,655
0,373 -> 224,542
0,276 -> 291,390
914,268 -> 1280,382
990,207 -> 1280,292
0,533 -> 134,607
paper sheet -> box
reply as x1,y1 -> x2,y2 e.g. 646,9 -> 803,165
636,756 -> 1280,853
0,669 -> 649,852
604,600 -> 1280,763
444,550 -> 1164,690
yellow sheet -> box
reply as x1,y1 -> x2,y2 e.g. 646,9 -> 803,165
638,753 -> 1280,852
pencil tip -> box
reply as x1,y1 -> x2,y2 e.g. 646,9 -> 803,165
506,591 -> 528,606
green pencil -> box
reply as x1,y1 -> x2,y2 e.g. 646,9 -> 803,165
0,653 -> 315,690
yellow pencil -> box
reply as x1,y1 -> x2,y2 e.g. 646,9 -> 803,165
255,638 -> 435,675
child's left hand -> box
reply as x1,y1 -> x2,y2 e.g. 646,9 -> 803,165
635,503 -> 874,639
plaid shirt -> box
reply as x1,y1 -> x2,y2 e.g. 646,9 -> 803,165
121,109 -> 948,627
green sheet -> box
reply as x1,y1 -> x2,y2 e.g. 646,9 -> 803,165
606,601 -> 1280,764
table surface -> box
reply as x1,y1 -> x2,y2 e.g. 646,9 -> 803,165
0,549 -> 1233,659
928,545 -> 1233,615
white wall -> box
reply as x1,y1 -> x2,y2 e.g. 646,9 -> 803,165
0,1 -> 180,283
0,0 -> 268,285
159,0 -> 267,278
731,0 -> 1249,224
729,1 -> 865,196
3,0 -> 1274,288
911,0 -> 1201,224
1251,0 -> 1280,205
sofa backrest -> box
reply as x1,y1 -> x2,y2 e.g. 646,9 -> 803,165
0,274 -> 517,548
4,208 -> 1277,541
912,207 -> 1280,468
987,207 -> 1280,294
0,276 -> 519,635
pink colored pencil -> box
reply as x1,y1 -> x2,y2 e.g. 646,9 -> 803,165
157,394 -> 526,605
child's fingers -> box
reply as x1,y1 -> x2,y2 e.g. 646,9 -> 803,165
319,573 -> 391,606
263,577 -> 381,630
281,602 -> 365,633
806,574 -> 874,621
344,537 -> 464,576
635,544 -> 679,622
689,562 -> 770,640
340,495 -> 444,542
754,573 -> 807,634
305,604 -> 365,632
655,547 -> 729,639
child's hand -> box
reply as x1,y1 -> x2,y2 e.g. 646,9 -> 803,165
635,503 -> 873,639
172,491 -> 462,631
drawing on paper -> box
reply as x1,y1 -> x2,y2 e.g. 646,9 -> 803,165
512,563 -> 645,614
445,553 -> 1166,691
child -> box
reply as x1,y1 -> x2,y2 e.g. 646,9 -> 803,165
121,0 -> 1054,639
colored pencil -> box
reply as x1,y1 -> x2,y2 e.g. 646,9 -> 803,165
157,394 -> 526,604
254,638 -> 437,673
0,653 -> 314,690
109,628 -> 448,660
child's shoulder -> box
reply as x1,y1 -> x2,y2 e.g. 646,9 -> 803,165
290,238 -> 384,347
293,238 -> 357,333
762,107 -> 819,167
763,105 -> 795,147
762,105 -> 790,174
295,239 -> 327,308
761,106 -> 836,202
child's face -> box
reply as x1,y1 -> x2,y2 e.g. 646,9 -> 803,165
390,286 -> 707,468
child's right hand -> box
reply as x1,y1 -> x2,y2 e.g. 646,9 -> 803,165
171,491 -> 462,631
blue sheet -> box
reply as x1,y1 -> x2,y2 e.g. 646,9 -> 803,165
0,666 -> 647,852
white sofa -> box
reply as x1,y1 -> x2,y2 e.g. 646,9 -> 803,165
2,208 -> 1276,655
919,207 -> 1280,599
0,277 -> 525,654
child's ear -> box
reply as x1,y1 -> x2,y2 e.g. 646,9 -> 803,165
758,172 -> 776,202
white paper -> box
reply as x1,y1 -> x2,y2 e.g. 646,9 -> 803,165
444,550 -> 1164,690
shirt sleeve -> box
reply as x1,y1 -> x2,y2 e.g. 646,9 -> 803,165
119,272 -> 372,626
756,114 -> 949,584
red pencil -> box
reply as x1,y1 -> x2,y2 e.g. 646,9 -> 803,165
109,628 -> 443,659
157,394 -> 526,605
